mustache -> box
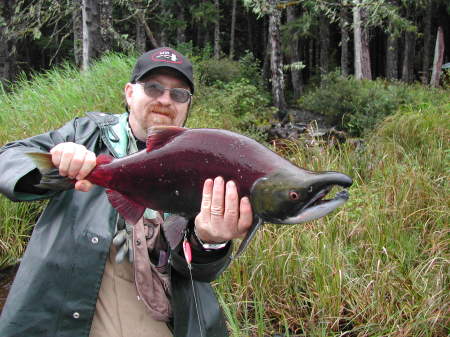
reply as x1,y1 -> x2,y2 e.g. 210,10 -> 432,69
149,105 -> 175,118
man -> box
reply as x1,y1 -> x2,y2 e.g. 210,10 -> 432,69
0,47 -> 253,337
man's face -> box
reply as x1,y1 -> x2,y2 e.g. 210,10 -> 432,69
125,68 -> 191,141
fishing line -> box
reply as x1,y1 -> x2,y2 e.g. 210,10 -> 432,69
183,234 -> 205,337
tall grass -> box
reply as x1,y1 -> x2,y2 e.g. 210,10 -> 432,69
0,53 -> 134,143
216,100 -> 449,336
0,54 -> 449,335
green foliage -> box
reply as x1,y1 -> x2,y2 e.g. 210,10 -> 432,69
442,69 -> 450,89
298,72 -> 420,136
195,50 -> 265,90
237,51 -> 266,89
190,1 -> 220,26
196,58 -> 243,85
188,78 -> 273,143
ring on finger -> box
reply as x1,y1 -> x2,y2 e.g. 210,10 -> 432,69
210,207 -> 224,216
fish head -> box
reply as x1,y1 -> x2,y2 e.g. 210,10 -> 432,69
250,169 -> 353,224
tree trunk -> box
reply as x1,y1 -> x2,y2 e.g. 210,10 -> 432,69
0,0 -> 16,89
430,26 -> 445,87
262,39 -> 270,83
133,1 -> 159,50
73,0 -> 83,67
229,0 -> 237,59
421,3 -> 433,84
340,6 -> 350,76
401,31 -> 416,82
134,0 -> 147,52
136,24 -> 146,54
213,0 -> 220,59
268,0 -> 287,118
319,14 -> 330,79
287,5 -> 302,100
262,17 -> 270,82
99,0 -> 112,53
176,4 -> 186,44
160,29 -> 167,47
160,3 -> 168,46
386,34 -> 399,80
82,0 -> 102,70
308,39 -> 314,75
353,3 -> 372,80
247,10 -> 254,55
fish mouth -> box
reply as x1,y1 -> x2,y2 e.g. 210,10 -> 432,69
278,186 -> 350,224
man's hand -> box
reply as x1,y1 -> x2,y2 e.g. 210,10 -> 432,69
194,176 -> 253,243
50,142 -> 96,192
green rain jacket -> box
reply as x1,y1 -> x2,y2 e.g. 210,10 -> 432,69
0,112 -> 231,337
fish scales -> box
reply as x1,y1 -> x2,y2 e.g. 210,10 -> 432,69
88,129 -> 281,215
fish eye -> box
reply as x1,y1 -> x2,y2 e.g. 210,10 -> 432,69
289,191 -> 300,200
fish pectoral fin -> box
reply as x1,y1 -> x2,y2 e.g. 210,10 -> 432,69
146,126 -> 187,152
232,217 -> 263,260
161,215 -> 189,250
106,189 -> 146,225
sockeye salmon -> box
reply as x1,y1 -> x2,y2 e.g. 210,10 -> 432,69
27,126 -> 353,258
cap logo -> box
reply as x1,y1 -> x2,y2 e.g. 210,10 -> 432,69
151,48 -> 183,64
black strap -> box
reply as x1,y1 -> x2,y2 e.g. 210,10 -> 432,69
86,111 -> 121,157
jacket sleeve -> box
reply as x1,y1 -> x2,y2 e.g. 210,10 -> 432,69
169,236 -> 233,283
0,119 -> 78,201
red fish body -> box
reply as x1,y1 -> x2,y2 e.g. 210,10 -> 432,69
89,127 -> 281,220
29,126 -> 353,257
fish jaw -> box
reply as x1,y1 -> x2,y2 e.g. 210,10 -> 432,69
250,169 -> 352,224
278,189 -> 349,224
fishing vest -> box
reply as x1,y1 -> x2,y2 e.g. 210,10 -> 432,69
104,112 -> 172,321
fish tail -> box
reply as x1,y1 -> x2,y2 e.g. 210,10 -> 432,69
26,152 -> 76,191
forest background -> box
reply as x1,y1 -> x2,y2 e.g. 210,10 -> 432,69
0,0 -> 449,336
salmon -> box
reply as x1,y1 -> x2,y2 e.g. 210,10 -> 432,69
27,126 -> 353,257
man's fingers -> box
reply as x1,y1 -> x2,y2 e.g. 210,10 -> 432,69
237,197 -> 253,237
200,178 -> 213,217
67,149 -> 87,179
75,180 -> 93,192
223,180 -> 239,223
76,150 -> 97,180
210,176 -> 225,217
50,143 -> 65,168
50,143 -> 95,180
57,143 -> 76,176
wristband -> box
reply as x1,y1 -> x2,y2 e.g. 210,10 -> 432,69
193,227 -> 228,250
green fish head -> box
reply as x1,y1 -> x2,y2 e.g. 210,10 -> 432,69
250,169 -> 352,224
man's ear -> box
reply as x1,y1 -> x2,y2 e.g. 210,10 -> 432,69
124,83 -> 134,106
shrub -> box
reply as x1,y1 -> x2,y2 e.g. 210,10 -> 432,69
196,58 -> 242,85
188,78 -> 273,142
195,51 -> 265,89
297,72 -> 415,137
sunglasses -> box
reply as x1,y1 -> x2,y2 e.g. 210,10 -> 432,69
138,81 -> 192,103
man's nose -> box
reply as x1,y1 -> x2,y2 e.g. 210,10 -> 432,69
156,89 -> 172,105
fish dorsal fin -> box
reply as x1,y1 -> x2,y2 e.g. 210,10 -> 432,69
106,189 -> 146,225
146,126 -> 187,152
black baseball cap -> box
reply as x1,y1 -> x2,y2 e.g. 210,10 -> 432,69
130,47 -> 194,94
